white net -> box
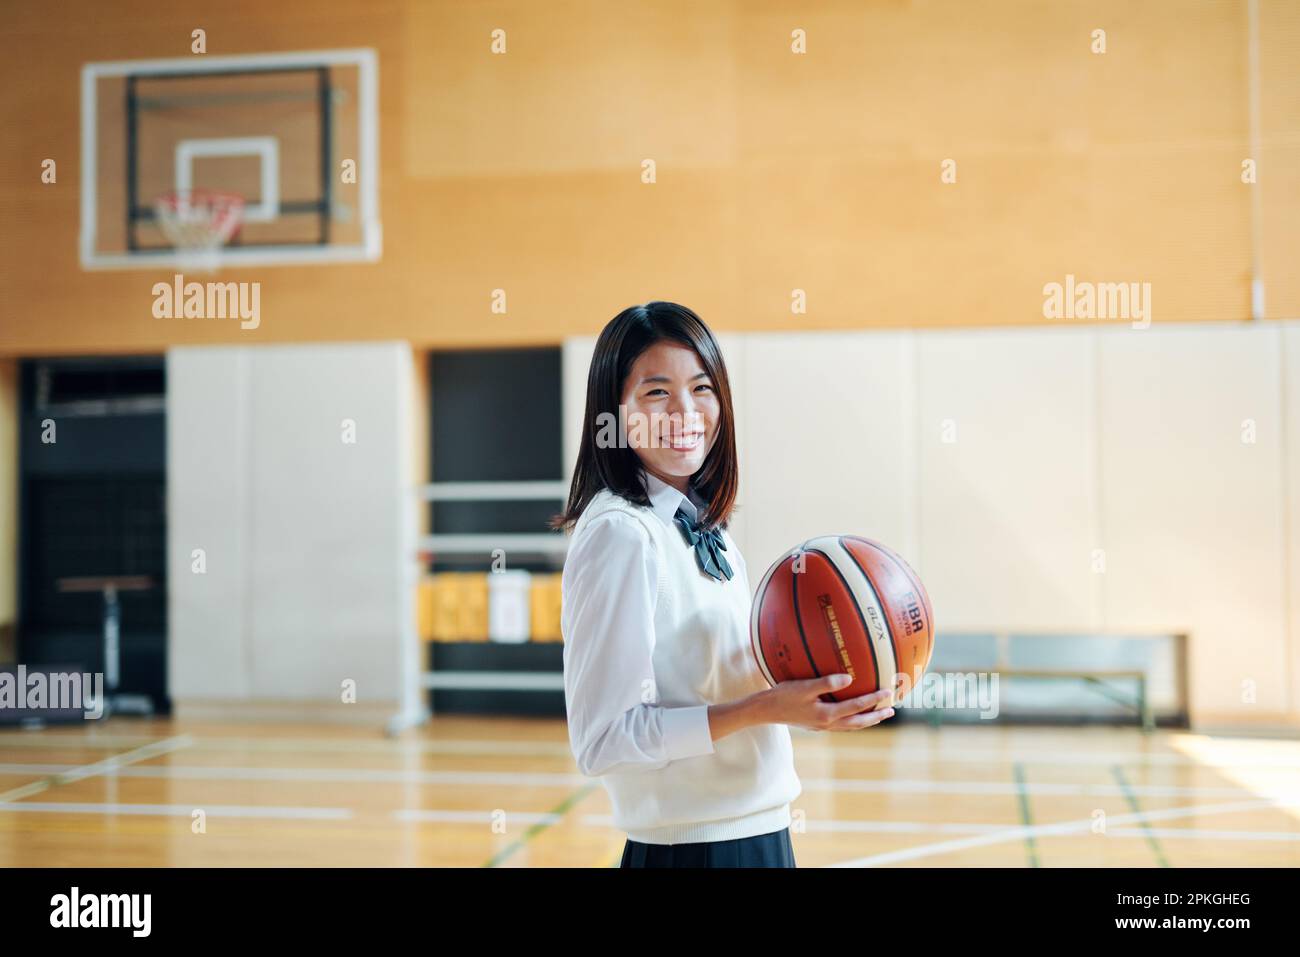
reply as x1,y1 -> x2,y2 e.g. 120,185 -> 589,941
153,189 -> 245,273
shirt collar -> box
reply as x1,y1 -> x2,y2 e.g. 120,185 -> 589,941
640,468 -> 705,527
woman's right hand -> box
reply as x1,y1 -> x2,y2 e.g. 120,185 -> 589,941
759,674 -> 896,731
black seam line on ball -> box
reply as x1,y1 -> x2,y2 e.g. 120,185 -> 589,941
790,553 -> 821,678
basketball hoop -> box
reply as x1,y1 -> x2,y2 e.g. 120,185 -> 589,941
153,188 -> 245,273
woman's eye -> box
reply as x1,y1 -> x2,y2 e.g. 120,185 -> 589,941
645,384 -> 711,397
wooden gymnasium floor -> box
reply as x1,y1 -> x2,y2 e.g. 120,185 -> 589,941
1,717 -> 1297,867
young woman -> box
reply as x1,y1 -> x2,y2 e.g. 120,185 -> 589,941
554,301 -> 896,868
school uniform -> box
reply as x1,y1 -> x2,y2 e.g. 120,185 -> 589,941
561,467 -> 802,867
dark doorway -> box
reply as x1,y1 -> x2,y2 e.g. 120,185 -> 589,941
17,356 -> 169,714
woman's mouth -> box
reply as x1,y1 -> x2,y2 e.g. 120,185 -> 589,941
664,432 -> 704,451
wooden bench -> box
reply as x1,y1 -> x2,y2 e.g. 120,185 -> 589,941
926,667 -> 1154,732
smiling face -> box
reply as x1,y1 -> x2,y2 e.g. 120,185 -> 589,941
620,340 -> 720,494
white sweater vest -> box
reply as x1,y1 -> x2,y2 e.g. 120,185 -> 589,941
570,488 -> 802,844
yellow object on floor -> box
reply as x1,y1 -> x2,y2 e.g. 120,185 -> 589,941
427,572 -> 489,642
530,573 -> 563,642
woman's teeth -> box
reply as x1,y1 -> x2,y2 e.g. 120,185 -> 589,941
666,433 -> 702,450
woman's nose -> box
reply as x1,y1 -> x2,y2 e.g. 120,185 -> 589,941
666,395 -> 702,426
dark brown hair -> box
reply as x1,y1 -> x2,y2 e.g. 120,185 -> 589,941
550,301 -> 739,532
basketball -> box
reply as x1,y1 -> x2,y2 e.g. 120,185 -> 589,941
750,535 -> 935,706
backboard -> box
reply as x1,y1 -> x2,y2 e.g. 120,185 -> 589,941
80,48 -> 380,270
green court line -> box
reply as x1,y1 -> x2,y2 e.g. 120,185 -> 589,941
483,781 -> 600,868
1011,762 -> 1040,868
0,734 -> 194,804
1111,765 -> 1170,867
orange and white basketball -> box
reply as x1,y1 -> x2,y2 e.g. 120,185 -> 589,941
750,535 -> 935,706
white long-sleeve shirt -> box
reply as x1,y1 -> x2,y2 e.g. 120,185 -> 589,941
561,468 -> 802,844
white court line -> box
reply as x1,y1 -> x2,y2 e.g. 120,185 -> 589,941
4,798 -> 1291,842
797,743 -> 1300,769
800,821 -> 1300,842
7,733 -> 1299,768
0,801 -> 351,820
1,762 -> 1292,801
0,734 -> 576,758
394,809 -> 565,826
826,798 -> 1300,867
796,776 -> 1290,799
0,763 -> 588,788
394,811 -> 1298,842
0,735 -> 194,803
390,809 -> 1300,844
577,814 -> 1019,836
0,762 -> 1293,802
571,813 -> 1300,842
1113,827 -> 1300,842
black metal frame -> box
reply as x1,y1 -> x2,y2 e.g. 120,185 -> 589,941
125,65 -> 334,252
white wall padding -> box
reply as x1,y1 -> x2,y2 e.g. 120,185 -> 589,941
1098,323 -> 1289,721
917,327 -> 1100,633
168,342 -> 415,712
740,331 -> 915,583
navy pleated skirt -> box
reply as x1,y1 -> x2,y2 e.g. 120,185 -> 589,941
619,826 -> 796,868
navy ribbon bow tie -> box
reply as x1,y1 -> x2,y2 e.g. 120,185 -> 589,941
673,506 -> 734,582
